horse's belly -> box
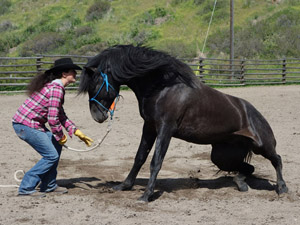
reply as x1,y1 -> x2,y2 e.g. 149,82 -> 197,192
174,130 -> 234,145
174,118 -> 241,144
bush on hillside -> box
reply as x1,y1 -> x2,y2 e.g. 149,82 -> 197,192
85,0 -> 111,21
0,32 -> 22,54
157,39 -> 197,58
75,26 -> 93,37
198,0 -> 229,23
0,20 -> 13,32
20,32 -> 64,56
70,42 -> 108,56
207,7 -> 300,58
138,7 -> 169,25
193,0 -> 206,6
56,16 -> 82,32
131,29 -> 160,45
0,0 -> 11,15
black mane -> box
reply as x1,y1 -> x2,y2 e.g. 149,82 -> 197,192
79,44 -> 199,93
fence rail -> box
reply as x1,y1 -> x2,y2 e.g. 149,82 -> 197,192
1,55 -> 300,93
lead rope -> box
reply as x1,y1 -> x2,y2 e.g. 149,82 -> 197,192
2,72 -> 118,188
0,119 -> 113,188
0,170 -> 24,188
63,117 -> 114,152
63,94 -> 119,152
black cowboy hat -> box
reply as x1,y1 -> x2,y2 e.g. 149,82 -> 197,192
46,58 -> 82,73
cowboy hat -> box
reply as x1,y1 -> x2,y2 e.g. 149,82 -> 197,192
46,58 -> 82,73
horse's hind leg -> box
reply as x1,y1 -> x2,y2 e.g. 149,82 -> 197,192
113,122 -> 156,191
211,142 -> 253,192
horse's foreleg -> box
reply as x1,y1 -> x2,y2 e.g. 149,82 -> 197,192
269,154 -> 288,194
258,145 -> 288,194
113,122 -> 156,191
233,174 -> 248,192
139,125 -> 172,202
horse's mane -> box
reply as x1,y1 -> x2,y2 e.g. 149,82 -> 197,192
79,44 -> 199,93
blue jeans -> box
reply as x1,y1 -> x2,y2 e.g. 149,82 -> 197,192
12,123 -> 62,194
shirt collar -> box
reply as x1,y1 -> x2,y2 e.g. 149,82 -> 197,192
51,79 -> 64,88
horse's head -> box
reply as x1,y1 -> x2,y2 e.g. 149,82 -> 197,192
79,65 -> 120,123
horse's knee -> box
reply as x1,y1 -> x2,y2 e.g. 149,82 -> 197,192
211,143 -> 252,174
238,162 -> 254,176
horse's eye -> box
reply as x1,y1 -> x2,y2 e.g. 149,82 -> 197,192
84,67 -> 97,76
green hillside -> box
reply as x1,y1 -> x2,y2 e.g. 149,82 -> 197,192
1,0 -> 300,59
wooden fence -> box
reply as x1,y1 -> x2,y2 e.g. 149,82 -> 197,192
1,55 -> 300,93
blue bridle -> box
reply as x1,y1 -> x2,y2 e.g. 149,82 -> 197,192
89,71 -> 119,119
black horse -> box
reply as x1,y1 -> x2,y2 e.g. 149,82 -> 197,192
79,44 -> 288,202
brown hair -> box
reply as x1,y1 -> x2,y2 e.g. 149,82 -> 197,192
26,70 -> 68,96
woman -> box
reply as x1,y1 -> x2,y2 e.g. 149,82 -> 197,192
12,58 -> 93,197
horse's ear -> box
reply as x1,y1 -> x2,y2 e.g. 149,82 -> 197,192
84,66 -> 97,75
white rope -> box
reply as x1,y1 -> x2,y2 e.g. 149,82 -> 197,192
0,127 -> 110,188
1,117 -> 114,188
63,118 -> 113,152
0,170 -> 24,188
63,130 -> 110,152
201,0 -> 217,54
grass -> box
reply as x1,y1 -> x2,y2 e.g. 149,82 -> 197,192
0,0 -> 300,58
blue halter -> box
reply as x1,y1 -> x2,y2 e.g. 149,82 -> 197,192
89,71 -> 119,119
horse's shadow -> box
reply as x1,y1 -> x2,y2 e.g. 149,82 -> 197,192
58,175 -> 275,200
57,177 -> 102,189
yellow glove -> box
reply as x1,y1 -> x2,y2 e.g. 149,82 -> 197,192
58,134 -> 67,145
74,129 -> 93,147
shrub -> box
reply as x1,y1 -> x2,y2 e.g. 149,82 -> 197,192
20,32 -> 65,56
0,20 -> 13,32
207,6 -> 300,59
85,0 -> 111,21
75,26 -> 93,37
0,37 -> 8,54
56,15 -> 82,32
0,0 -> 11,15
157,39 -> 197,58
193,0 -> 205,6
131,29 -> 160,45
0,32 -> 22,54
138,7 -> 169,25
170,0 -> 189,6
199,0 -> 229,23
70,42 -> 108,56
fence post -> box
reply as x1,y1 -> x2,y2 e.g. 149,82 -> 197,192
282,58 -> 286,84
36,55 -> 42,74
199,58 -> 204,83
240,59 -> 245,85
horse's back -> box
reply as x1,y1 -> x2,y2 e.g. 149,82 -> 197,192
160,83 -> 275,149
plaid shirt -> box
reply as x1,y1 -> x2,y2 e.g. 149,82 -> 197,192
12,80 -> 76,141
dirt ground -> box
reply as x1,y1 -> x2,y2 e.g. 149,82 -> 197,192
0,85 -> 299,225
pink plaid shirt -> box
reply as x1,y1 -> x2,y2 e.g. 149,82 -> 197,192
12,80 -> 76,141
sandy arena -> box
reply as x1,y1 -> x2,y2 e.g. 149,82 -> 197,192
0,85 -> 299,225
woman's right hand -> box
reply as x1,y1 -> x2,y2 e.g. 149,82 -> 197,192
58,134 -> 67,145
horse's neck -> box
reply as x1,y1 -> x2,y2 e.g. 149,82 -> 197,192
126,81 -> 143,101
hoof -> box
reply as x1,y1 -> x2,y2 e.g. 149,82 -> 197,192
233,174 -> 249,192
276,183 -> 288,195
237,182 -> 249,192
113,183 -> 132,191
138,195 -> 150,202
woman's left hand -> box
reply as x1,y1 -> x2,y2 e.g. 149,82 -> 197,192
74,129 -> 94,147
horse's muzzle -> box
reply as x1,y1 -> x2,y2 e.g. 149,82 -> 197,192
90,103 -> 108,123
